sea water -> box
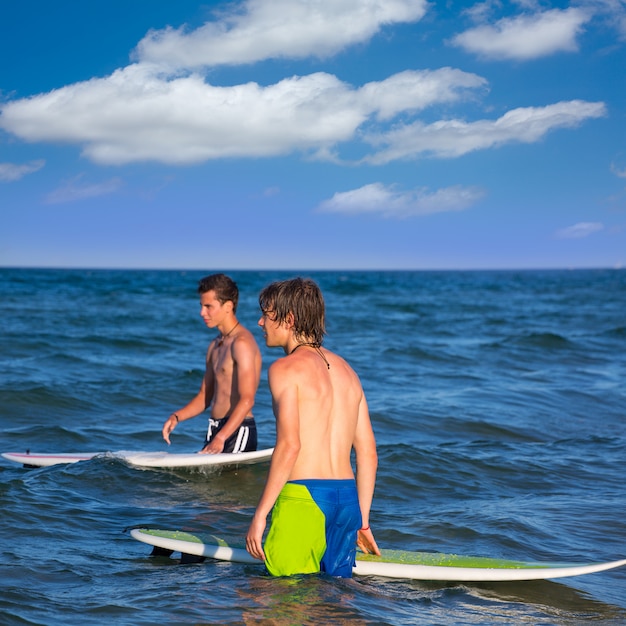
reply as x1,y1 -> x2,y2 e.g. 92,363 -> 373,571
1,267 -> 625,625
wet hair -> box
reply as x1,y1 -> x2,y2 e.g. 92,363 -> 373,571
259,277 -> 326,345
197,273 -> 239,312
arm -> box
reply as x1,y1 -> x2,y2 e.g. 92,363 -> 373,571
246,359 -> 301,561
162,344 -> 216,444
201,334 -> 260,453
353,394 -> 380,555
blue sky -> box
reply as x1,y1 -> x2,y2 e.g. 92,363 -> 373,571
1,0 -> 625,270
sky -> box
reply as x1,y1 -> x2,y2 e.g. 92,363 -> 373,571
1,0 -> 625,271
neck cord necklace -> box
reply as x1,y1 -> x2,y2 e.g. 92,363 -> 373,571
290,342 -> 330,369
218,321 -> 239,346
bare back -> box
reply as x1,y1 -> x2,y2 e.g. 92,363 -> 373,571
270,345 -> 365,480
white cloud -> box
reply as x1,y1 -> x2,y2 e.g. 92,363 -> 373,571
577,0 -> 626,41
0,0 -> 606,169
0,66 -> 486,165
450,8 -> 590,60
610,160 -> 626,178
461,1 -> 498,23
0,159 -> 45,182
135,0 -> 429,69
45,174 -> 123,204
555,221 -> 604,239
360,68 -> 488,121
317,182 -> 485,218
362,100 -> 607,164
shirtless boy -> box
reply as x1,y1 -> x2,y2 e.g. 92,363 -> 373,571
162,274 -> 262,454
246,277 -> 380,576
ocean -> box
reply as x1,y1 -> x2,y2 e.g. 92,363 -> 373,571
1,267 -> 625,625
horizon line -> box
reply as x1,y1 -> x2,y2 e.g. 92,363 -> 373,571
1,264 -> 624,273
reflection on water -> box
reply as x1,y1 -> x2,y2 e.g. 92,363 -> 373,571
239,575 -> 373,626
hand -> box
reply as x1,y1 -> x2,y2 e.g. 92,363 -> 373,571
356,527 -> 380,556
246,514 -> 267,561
162,415 -> 178,445
199,435 -> 225,454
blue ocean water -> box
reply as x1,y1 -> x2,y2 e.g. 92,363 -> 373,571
1,267 -> 625,625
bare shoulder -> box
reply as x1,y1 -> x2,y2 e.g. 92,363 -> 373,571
268,352 -> 304,383
232,325 -> 260,353
268,354 -> 290,377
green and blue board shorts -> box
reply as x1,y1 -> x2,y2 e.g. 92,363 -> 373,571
264,479 -> 361,578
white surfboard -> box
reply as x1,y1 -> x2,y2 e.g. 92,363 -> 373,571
1,448 -> 273,469
1,452 -> 99,467
130,528 -> 626,582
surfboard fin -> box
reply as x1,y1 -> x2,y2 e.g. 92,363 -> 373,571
150,546 -> 174,558
147,542 -> 205,563
180,552 -> 206,564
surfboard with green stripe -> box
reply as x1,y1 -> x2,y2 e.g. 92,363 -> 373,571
130,528 -> 626,581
